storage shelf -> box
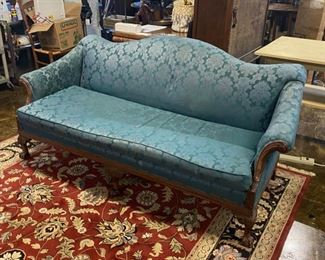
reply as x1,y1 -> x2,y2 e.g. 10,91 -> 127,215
4,42 -> 39,51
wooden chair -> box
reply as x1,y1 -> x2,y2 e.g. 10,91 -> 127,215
17,0 -> 70,68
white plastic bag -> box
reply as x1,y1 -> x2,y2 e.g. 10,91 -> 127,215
0,0 -> 11,22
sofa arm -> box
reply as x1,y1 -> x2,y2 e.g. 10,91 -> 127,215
254,80 -> 305,175
20,44 -> 83,104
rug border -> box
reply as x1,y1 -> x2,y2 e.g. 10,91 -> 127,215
277,163 -> 316,177
0,134 -> 18,143
271,167 -> 311,260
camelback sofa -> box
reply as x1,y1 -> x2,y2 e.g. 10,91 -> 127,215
17,35 -> 306,246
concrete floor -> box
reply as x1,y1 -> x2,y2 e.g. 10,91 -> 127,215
289,137 -> 325,230
0,84 -> 325,258
280,222 -> 325,260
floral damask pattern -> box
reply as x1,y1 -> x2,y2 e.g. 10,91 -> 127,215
18,35 -> 306,212
78,35 -> 306,132
20,34 -> 306,134
17,85 -> 260,203
255,81 -> 305,164
17,34 -> 309,224
0,139 -> 309,259
21,45 -> 83,102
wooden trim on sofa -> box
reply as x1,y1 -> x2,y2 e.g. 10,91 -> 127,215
245,141 -> 288,210
20,77 -> 33,105
254,142 -> 288,180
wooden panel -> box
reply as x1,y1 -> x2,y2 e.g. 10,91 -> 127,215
228,0 -> 268,58
192,0 -> 234,51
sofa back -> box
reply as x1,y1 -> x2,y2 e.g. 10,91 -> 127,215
79,35 -> 306,132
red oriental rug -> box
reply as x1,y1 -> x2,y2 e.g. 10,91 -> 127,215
0,137 -> 311,260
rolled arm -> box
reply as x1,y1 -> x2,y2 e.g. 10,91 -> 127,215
254,80 -> 305,174
20,44 -> 83,103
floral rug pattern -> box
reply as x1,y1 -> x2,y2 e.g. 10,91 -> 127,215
0,137 -> 309,259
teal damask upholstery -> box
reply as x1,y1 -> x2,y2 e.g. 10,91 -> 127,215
22,45 -> 83,101
18,86 -> 264,203
255,81 -> 305,161
80,35 -> 305,132
18,35 -> 306,207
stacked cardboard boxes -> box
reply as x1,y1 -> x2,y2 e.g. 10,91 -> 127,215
25,0 -> 83,51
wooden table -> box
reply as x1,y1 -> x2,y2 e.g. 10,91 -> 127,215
112,28 -> 187,42
255,36 -> 325,109
255,36 -> 325,72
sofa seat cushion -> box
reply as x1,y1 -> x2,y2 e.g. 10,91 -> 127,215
17,86 -> 263,193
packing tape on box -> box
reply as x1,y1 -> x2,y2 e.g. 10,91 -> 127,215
115,22 -> 142,33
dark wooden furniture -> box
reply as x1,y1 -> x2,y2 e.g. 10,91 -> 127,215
266,3 -> 298,43
192,0 -> 269,62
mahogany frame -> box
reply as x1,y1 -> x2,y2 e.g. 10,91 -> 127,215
17,78 -> 289,246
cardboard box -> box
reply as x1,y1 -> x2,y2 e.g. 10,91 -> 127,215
30,16 -> 83,51
295,0 -> 325,40
25,0 -> 83,51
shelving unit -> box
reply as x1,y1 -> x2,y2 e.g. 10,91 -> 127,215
0,20 -> 30,83
0,21 -> 14,88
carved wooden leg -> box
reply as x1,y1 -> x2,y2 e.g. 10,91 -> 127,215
238,210 -> 257,247
17,135 -> 30,160
104,166 -> 124,179
104,165 -> 124,196
62,151 -> 71,158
